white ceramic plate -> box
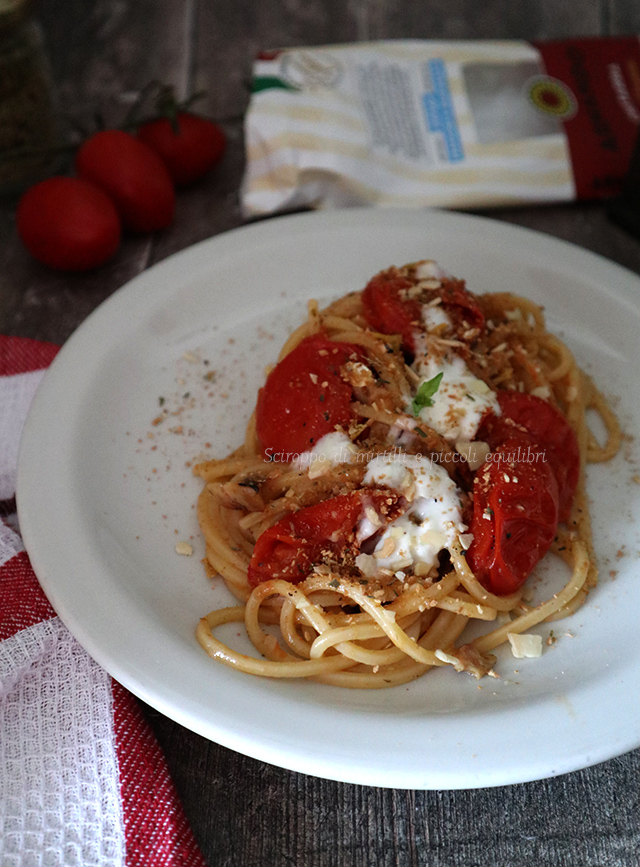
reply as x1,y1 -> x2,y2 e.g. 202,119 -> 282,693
17,209 -> 640,789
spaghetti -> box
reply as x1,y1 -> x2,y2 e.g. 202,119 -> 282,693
194,261 -> 620,687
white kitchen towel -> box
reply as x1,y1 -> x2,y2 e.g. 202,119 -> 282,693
0,335 -> 207,867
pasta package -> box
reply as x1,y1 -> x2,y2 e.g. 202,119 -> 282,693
241,37 -> 640,216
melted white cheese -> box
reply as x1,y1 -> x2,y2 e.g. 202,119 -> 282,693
294,432 -> 357,476
387,416 -> 418,449
413,354 -> 500,443
422,304 -> 451,332
414,260 -> 448,280
360,454 -> 466,575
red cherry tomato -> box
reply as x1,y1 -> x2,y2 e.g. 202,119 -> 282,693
256,334 -> 367,458
361,274 -> 484,355
479,392 -> 579,523
75,130 -> 175,232
248,489 -> 402,586
439,278 -> 485,332
361,272 -> 421,356
466,439 -> 559,595
138,112 -> 226,186
16,177 -> 121,271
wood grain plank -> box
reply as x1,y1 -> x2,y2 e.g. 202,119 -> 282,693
141,702 -> 640,867
607,0 -> 640,33
351,0 -> 603,42
0,231 -> 152,343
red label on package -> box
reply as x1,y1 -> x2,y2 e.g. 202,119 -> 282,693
534,37 -> 640,200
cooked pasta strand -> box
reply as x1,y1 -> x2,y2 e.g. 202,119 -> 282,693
193,270 -> 620,688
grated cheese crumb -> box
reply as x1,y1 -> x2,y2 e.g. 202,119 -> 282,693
531,385 -> 551,400
455,440 -> 490,471
507,632 -> 542,658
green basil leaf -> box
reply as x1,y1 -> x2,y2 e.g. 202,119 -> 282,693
411,372 -> 443,417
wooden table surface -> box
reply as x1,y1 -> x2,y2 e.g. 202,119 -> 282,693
2,2 -> 640,865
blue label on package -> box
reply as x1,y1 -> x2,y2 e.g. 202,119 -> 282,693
422,59 -> 464,162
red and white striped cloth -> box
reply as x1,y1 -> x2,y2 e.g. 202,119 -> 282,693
0,336 -> 208,867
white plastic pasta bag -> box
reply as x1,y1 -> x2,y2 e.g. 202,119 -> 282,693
241,38 -> 640,216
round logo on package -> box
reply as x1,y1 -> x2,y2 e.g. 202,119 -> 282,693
281,50 -> 343,89
526,75 -> 578,119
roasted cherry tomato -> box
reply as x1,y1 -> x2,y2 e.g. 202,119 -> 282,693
466,439 -> 559,595
138,112 -> 226,186
362,273 -> 484,355
247,489 -> 402,586
439,278 -> 485,332
361,272 -> 422,356
479,392 -> 579,523
75,130 -> 175,232
256,334 -> 366,458
16,177 -> 121,271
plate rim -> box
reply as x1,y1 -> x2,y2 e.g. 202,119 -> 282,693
16,207 -> 640,789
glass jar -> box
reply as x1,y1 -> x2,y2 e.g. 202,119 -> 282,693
0,0 -> 59,195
